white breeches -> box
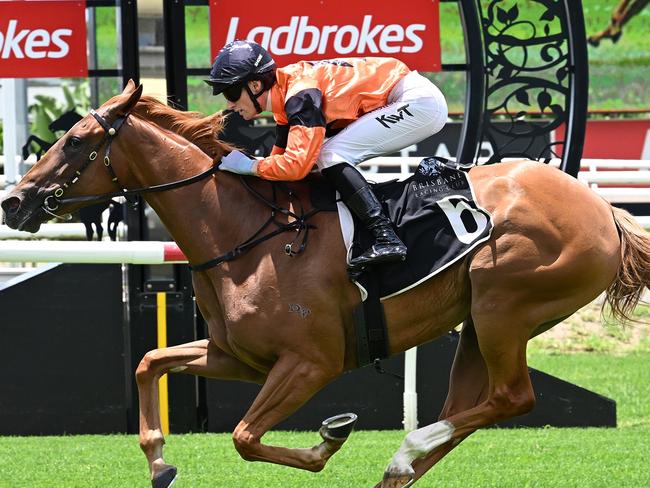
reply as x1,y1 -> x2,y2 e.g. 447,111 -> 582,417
316,71 -> 448,169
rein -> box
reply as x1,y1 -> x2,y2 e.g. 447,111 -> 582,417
49,163 -> 223,207
41,107 -> 322,271
42,109 -> 222,211
190,178 -> 322,271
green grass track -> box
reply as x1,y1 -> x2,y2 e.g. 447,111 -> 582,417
0,351 -> 648,487
0,427 -> 649,487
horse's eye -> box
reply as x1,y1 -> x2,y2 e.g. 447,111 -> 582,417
69,136 -> 82,148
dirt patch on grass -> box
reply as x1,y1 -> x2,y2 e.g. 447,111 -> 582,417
529,301 -> 650,354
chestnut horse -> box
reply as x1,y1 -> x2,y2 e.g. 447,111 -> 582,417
2,82 -> 649,488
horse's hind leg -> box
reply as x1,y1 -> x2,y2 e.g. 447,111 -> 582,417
588,0 -> 628,45
588,22 -> 619,46
376,319 -> 489,488
618,0 -> 649,31
382,304 -> 536,487
405,319 -> 490,485
135,339 -> 264,487
400,314 -> 570,485
590,0 -> 643,45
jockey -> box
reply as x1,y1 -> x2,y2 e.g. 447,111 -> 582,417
205,40 -> 448,270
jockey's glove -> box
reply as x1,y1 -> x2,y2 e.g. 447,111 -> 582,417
220,150 -> 258,176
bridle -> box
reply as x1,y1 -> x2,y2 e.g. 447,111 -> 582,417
38,107 -> 320,271
41,108 -> 221,216
42,109 -> 129,216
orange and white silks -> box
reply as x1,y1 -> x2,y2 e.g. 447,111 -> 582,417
256,57 -> 411,181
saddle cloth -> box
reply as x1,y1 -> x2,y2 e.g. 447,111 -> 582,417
337,157 -> 494,301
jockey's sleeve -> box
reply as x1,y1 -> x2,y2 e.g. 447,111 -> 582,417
256,88 -> 326,181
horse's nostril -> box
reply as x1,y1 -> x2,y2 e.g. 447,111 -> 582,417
1,196 -> 22,216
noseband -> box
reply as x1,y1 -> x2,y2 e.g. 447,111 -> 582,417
41,108 -> 222,215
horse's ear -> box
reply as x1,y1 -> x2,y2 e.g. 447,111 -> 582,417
123,79 -> 136,92
116,82 -> 143,116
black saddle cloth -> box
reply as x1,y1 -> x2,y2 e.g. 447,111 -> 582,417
348,157 -> 493,299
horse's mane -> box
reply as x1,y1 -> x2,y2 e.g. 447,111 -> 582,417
132,95 -> 234,159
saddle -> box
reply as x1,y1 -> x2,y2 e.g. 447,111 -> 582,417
309,157 -> 494,366
311,157 -> 493,299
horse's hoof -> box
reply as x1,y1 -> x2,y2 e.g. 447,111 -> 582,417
152,466 -> 177,488
381,474 -> 415,488
587,37 -> 600,47
383,460 -> 415,488
321,412 -> 358,440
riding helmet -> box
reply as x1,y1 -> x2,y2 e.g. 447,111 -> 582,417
205,40 -> 276,96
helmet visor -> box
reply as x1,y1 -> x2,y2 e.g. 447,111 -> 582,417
222,82 -> 244,103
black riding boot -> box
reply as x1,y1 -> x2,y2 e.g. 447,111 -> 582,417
322,163 -> 407,269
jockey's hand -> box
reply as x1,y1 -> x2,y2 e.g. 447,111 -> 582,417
219,150 -> 258,176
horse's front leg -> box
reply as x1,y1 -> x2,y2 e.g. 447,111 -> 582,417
231,354 -> 354,472
135,339 -> 264,487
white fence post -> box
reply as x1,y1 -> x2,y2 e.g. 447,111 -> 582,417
403,347 -> 418,431
1,78 -> 28,187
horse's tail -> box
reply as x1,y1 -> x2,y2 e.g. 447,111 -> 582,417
605,206 -> 650,322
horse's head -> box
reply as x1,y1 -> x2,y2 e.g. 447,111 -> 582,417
2,81 -> 143,232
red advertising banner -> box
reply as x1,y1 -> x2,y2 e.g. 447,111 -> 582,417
0,1 -> 88,78
209,0 -> 441,71
582,120 -> 650,160
555,119 -> 650,160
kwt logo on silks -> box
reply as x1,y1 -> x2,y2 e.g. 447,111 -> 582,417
209,0 -> 441,71
0,1 -> 88,78
376,105 -> 414,128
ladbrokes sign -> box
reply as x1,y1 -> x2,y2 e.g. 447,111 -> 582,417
209,0 -> 441,71
0,1 -> 88,78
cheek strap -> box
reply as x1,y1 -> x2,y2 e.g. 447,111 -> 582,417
244,84 -> 264,114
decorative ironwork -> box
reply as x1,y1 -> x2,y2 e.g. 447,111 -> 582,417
474,0 -> 587,171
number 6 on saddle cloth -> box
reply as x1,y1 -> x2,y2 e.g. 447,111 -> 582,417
322,157 -> 494,366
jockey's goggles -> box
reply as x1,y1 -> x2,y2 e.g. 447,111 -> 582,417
222,83 -> 244,103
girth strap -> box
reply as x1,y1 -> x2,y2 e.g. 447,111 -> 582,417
352,269 -> 389,367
